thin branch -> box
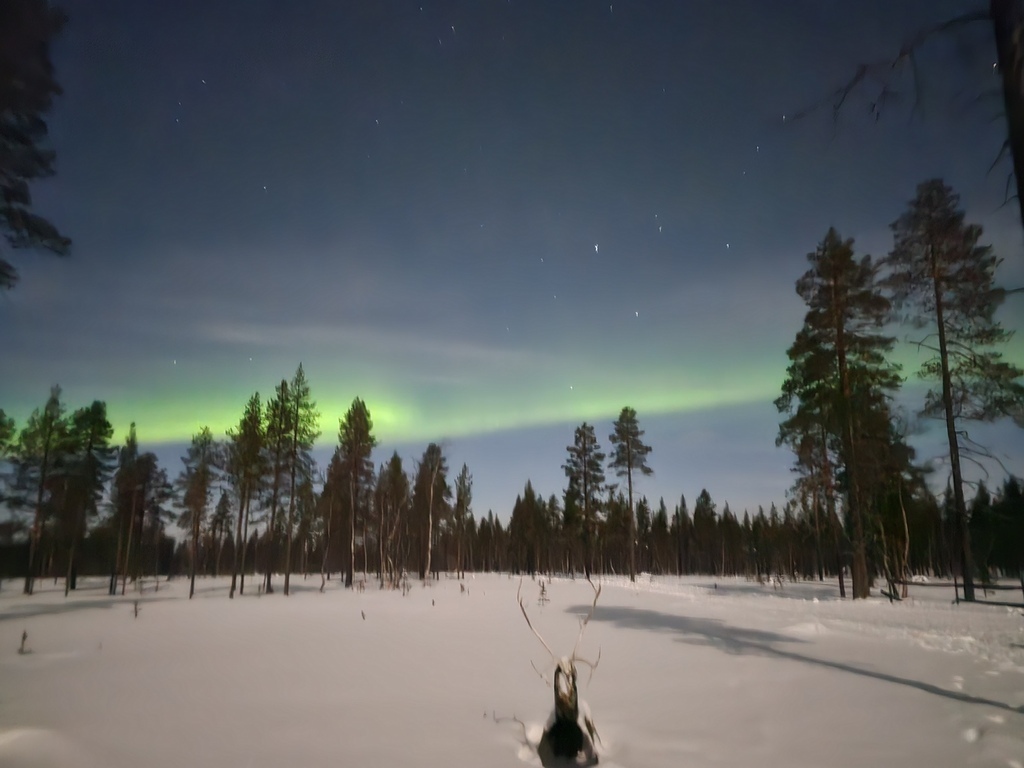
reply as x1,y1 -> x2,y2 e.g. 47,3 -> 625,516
518,578 -> 557,662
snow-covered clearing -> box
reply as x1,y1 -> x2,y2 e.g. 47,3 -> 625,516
1,573 -> 1022,768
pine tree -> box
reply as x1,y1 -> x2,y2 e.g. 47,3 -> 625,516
139,453 -> 173,586
780,228 -> 899,598
0,1 -> 71,289
608,406 -> 653,582
886,179 -> 1024,601
336,397 -> 375,590
563,423 -> 605,578
561,477 -> 584,575
110,424 -> 139,595
177,426 -> 220,599
14,386 -> 67,594
413,443 -> 449,582
262,379 -> 293,594
226,393 -> 265,598
62,401 -> 115,594
282,365 -> 320,596
374,452 -> 410,588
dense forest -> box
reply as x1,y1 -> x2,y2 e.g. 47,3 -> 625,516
2,178 -> 1022,603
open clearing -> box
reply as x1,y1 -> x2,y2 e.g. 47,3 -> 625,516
1,573 -> 1022,767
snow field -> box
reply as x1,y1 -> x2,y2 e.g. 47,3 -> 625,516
0,573 -> 1022,768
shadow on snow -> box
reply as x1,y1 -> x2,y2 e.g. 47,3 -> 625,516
567,603 -> 1024,715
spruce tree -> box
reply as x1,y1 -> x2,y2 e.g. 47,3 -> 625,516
453,464 -> 473,578
886,179 -> 1024,601
563,423 -> 605,578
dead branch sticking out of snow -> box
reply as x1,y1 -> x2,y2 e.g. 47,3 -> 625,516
517,578 -> 602,765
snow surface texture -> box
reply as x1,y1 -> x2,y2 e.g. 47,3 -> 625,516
1,574 -> 1022,768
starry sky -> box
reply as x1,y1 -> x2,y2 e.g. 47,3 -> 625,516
5,0 -> 1023,520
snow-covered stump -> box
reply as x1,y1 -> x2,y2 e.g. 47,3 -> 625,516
518,578 -> 603,766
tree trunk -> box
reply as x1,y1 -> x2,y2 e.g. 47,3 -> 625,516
110,511 -> 125,596
933,282 -> 975,600
121,489 -> 139,596
627,460 -> 636,583
424,488 -> 434,584
820,431 -> 846,599
189,513 -> 199,599
230,488 -> 248,599
65,537 -> 77,597
346,476 -> 356,588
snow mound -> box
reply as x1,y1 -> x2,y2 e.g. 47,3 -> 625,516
0,728 -> 97,767
783,621 -> 831,636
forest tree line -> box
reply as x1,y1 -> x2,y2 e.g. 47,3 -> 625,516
1,179 -> 1022,601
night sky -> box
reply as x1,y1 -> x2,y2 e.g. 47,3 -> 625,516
5,1 -> 1023,520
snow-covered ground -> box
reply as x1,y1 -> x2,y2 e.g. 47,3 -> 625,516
1,573 -> 1022,768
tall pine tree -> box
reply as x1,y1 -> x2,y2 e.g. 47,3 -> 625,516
781,228 -> 899,598
177,426 -> 220,599
886,179 -> 1024,601
15,386 -> 67,594
282,365 -> 320,596
336,397 -> 375,589
62,401 -> 115,594
608,406 -> 653,582
226,393 -> 265,598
